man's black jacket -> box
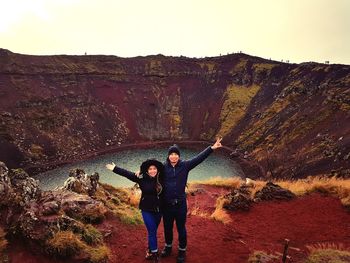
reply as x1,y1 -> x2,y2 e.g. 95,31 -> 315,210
163,146 -> 213,203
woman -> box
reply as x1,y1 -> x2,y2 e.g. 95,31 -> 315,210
106,159 -> 164,261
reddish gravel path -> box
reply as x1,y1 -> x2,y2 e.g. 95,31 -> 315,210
8,185 -> 350,263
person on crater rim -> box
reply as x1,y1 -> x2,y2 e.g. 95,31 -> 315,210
160,138 -> 223,263
106,158 -> 164,262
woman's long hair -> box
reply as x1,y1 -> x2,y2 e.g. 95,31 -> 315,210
156,171 -> 163,195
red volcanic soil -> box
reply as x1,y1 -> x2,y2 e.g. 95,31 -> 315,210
7,185 -> 350,263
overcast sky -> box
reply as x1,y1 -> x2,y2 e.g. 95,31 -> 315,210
0,0 -> 349,64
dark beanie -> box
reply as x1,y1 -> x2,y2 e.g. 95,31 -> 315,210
168,144 -> 180,156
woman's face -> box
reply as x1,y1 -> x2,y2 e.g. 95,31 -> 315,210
147,165 -> 158,177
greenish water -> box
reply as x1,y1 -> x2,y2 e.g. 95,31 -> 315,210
35,147 -> 244,190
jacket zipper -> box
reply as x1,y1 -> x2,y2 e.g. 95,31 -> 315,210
173,167 -> 177,197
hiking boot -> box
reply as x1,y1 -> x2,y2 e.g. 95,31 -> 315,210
161,246 -> 172,257
176,250 -> 186,263
145,250 -> 159,262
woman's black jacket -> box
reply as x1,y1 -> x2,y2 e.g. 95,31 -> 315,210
113,166 -> 163,212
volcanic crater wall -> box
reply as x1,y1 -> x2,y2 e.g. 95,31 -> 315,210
0,48 -> 349,178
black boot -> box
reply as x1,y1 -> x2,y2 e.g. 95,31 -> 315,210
177,250 -> 186,263
145,250 -> 159,262
161,246 -> 172,257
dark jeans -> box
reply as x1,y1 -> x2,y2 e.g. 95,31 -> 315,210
163,200 -> 187,250
141,210 -> 162,252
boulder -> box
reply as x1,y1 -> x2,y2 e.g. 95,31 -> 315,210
0,161 -> 9,178
0,162 -> 12,202
63,169 -> 100,196
59,190 -> 107,223
254,182 -> 296,201
0,162 -> 110,262
15,189 -> 107,243
223,185 -> 253,211
42,201 -> 60,216
1,163 -> 41,207
8,168 -> 41,206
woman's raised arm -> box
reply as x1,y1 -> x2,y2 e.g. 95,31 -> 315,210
106,162 -> 140,183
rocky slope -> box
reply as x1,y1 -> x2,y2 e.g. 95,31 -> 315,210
0,48 -> 349,178
0,161 -> 133,263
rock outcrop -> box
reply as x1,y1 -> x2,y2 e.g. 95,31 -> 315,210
0,161 -> 11,204
0,161 -> 40,208
63,168 -> 100,196
0,161 -> 110,262
254,182 -> 296,201
222,182 -> 295,211
223,185 -> 253,211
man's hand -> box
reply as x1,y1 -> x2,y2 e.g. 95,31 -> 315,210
211,137 -> 223,150
106,162 -> 116,171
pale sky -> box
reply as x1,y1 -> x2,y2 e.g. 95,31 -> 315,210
0,0 -> 349,64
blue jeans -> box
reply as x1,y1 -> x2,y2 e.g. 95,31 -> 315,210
163,200 -> 187,250
141,210 -> 162,252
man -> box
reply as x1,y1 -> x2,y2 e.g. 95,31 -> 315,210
161,138 -> 222,263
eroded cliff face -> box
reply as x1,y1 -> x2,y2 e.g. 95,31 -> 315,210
0,48 -> 349,178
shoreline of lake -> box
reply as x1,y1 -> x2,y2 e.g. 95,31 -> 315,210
34,145 -> 245,190
25,140 -> 240,175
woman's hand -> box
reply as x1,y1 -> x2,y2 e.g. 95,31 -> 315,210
106,162 -> 116,171
211,137 -> 223,150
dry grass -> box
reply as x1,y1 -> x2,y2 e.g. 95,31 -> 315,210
196,176 -> 350,209
96,183 -> 143,225
211,207 -> 232,224
247,250 -> 279,263
81,224 -> 103,245
46,231 -> 85,258
276,176 -> 350,207
305,243 -> 350,263
189,206 -> 210,219
207,178 -> 268,224
197,62 -> 216,71
191,177 -> 266,199
210,196 -> 232,224
114,204 -> 143,225
85,245 -> 111,263
190,176 -> 242,189
46,230 -> 110,262
252,63 -> 277,73
66,221 -> 105,253
247,181 -> 266,198
128,188 -> 141,208
98,183 -> 130,203
193,176 -> 350,226
306,242 -> 349,253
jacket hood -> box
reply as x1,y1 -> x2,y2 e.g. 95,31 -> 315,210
140,159 -> 164,176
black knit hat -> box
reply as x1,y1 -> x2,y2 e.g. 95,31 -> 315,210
140,159 -> 164,175
168,144 -> 180,156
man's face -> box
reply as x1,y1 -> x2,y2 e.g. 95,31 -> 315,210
168,153 -> 180,164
